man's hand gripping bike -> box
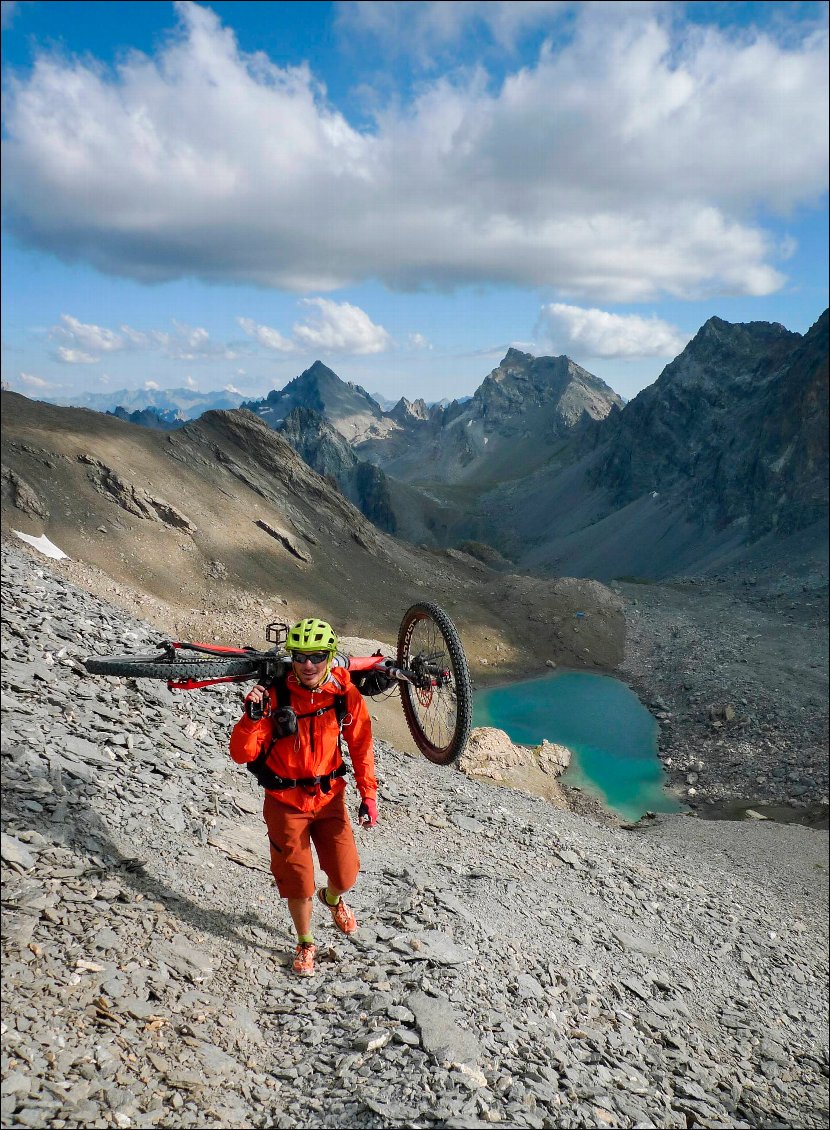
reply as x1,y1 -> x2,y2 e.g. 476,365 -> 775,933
83,601 -> 472,765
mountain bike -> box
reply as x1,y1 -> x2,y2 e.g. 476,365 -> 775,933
83,601 -> 472,765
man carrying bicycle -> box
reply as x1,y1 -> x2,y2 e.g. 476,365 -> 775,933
230,617 -> 378,977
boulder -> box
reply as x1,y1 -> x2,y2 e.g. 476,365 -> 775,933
455,727 -> 534,781
538,739 -> 571,775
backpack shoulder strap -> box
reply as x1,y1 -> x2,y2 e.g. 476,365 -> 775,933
334,692 -> 347,726
272,672 -> 290,710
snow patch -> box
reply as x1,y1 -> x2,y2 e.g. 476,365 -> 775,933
13,531 -> 69,560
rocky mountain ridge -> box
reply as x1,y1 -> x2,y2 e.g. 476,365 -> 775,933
476,311 -> 829,580
584,312 -> 829,539
275,407 -> 489,548
277,406 -> 399,535
33,311 -> 826,585
230,312 -> 828,582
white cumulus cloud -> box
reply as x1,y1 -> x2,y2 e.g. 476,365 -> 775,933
54,347 -> 99,365
238,300 -> 391,355
52,314 -> 124,354
237,317 -> 294,353
292,298 -> 392,354
2,2 -> 826,300
48,312 -> 236,363
538,303 -> 691,359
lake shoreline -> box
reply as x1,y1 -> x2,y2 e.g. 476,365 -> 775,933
474,668 -> 682,824
474,664 -> 829,831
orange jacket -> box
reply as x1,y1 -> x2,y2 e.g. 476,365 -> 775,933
229,668 -> 377,813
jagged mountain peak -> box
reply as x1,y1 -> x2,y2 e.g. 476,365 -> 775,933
483,348 -> 620,400
500,346 -> 535,366
288,360 -> 378,404
577,308 -> 828,553
697,314 -> 791,339
389,396 -> 430,423
474,350 -> 623,421
355,348 -> 623,487
612,316 -> 804,411
301,359 -> 340,382
669,315 -> 800,376
245,359 -> 396,444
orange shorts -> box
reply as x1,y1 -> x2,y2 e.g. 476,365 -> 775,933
263,790 -> 360,899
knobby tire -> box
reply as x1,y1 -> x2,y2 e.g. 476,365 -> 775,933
397,602 -> 472,765
84,654 -> 260,681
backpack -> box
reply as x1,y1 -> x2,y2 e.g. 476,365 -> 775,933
245,673 -> 349,794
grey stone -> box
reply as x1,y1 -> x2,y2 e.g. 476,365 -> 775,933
1,833 -> 35,869
390,930 -> 475,965
407,991 -> 481,1066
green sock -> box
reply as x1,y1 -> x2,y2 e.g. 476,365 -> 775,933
297,933 -> 314,945
324,888 -> 341,906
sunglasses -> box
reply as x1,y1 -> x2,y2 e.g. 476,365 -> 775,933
291,651 -> 329,665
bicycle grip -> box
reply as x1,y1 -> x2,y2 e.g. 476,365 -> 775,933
246,695 -> 273,721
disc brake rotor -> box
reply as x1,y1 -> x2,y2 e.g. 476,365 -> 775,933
416,684 -> 434,707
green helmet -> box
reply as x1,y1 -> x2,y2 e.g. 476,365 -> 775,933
286,617 -> 338,654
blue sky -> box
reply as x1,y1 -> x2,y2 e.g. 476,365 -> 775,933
2,0 -> 827,405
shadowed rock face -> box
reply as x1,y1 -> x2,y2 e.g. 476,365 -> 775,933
1,466 -> 49,520
278,406 -> 398,534
471,311 -> 829,580
587,312 -> 829,539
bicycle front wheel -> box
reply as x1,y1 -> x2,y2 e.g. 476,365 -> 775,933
397,602 -> 472,766
84,653 -> 260,681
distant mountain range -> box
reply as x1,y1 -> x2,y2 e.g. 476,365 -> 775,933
241,313 -> 827,580
45,386 -> 245,419
22,309 -> 830,582
109,405 -> 186,430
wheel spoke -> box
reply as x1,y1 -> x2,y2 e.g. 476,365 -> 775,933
397,603 -> 472,765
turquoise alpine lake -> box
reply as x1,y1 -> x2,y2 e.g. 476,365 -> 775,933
473,670 -> 686,822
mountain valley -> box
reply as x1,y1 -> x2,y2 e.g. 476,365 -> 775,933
2,302 -> 828,820
235,313 -> 828,588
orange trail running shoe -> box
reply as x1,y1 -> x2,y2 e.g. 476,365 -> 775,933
317,888 -> 357,934
292,942 -> 317,977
